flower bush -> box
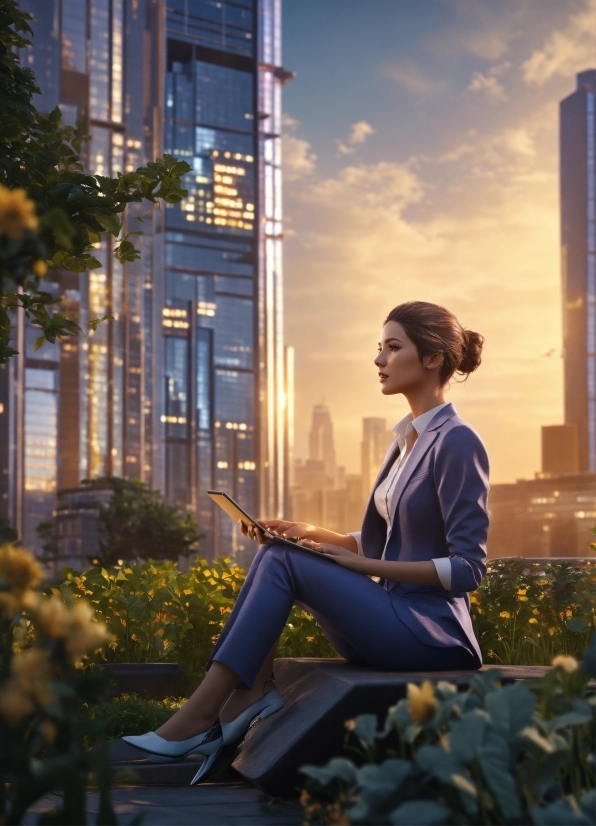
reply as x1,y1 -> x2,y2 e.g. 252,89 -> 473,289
471,558 -> 596,666
299,637 -> 596,825
49,558 -> 338,692
0,544 -> 116,824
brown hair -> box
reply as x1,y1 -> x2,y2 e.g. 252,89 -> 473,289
383,301 -> 484,385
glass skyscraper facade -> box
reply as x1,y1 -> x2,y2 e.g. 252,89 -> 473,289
561,70 -> 596,472
1,0 -> 291,563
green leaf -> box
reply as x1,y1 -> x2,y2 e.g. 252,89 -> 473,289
567,617 -> 589,633
485,682 -> 536,738
300,758 -> 358,787
390,800 -> 450,826
88,315 -> 113,332
478,732 -> 522,821
94,210 -> 122,235
352,714 -> 378,746
33,333 -> 46,351
447,709 -> 488,763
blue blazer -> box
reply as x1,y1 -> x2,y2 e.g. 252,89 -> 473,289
360,402 -> 489,663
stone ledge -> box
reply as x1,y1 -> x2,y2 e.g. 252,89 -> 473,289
109,658 -> 557,794
232,658 -> 554,795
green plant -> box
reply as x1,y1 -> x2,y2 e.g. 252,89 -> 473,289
82,694 -> 184,748
472,559 -> 596,666
0,0 -> 191,361
300,637 -> 596,825
49,559 -> 339,692
0,543 -> 116,825
51,559 -> 243,691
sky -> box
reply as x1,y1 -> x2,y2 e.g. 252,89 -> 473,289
280,0 -> 596,484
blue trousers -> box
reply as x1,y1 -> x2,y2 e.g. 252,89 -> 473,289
209,544 -> 476,689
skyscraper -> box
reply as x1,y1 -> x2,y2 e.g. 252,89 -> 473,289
1,0 -> 291,561
361,417 -> 393,497
308,403 -> 336,482
561,69 -> 596,472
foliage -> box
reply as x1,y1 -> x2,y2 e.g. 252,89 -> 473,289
48,558 -> 338,692
472,558 -> 596,666
82,694 -> 184,748
85,476 -> 201,566
299,637 -> 596,826
0,0 -> 191,361
0,544 -> 117,825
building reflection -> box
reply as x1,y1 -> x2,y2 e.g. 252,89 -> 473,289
1,0 -> 293,566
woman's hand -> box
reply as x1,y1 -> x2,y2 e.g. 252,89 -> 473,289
260,520 -> 317,541
238,519 -> 317,544
238,521 -> 273,544
301,541 -> 370,571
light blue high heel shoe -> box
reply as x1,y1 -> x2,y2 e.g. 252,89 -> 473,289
190,687 -> 285,785
123,721 -> 222,761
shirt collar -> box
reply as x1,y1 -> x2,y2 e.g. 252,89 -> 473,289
392,401 -> 450,446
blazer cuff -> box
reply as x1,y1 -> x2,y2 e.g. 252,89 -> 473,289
348,532 -> 363,555
432,557 -> 452,590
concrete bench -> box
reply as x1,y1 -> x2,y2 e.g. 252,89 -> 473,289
110,657 -> 553,793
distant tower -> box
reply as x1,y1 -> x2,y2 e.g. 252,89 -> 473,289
361,417 -> 393,496
308,404 -> 336,482
560,69 -> 596,471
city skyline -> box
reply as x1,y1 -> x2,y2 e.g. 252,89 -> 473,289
2,0 -> 291,562
281,0 -> 596,483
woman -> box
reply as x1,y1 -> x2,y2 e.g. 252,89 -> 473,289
124,301 -> 489,783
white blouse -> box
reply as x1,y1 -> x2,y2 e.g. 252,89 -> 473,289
350,402 -> 452,590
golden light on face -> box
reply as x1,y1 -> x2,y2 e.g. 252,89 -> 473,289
374,321 -> 442,397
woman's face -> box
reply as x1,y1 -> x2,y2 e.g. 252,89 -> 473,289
375,320 -> 437,396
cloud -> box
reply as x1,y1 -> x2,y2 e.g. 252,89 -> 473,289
382,63 -> 443,95
284,115 -> 562,483
522,0 -> 596,85
282,115 -> 317,181
466,71 -> 507,101
430,1 -> 520,61
336,120 -> 376,155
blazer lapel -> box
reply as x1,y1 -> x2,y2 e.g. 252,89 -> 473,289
388,402 -> 457,520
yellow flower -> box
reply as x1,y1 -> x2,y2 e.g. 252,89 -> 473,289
0,185 -> 38,239
551,655 -> 578,673
32,259 -> 47,277
407,680 -> 438,725
528,618 -> 538,624
26,594 -> 109,665
344,718 -> 356,731
499,611 -> 511,619
0,544 -> 43,597
0,649 -> 55,726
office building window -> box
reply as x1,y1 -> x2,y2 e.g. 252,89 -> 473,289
90,0 -> 110,121
61,0 -> 87,73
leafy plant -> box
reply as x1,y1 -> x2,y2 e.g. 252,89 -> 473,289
300,638 -> 596,825
472,558 -> 596,666
82,694 -> 184,748
48,559 -> 339,693
85,476 -> 201,566
0,0 -> 191,361
0,543 -> 116,825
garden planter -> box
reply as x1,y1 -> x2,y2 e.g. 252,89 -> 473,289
98,663 -> 184,699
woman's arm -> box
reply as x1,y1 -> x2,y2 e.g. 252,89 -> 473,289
303,543 -> 442,586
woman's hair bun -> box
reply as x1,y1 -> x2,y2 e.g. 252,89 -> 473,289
458,329 -> 484,376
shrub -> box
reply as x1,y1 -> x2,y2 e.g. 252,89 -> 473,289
0,544 -> 116,825
48,558 -> 339,693
300,636 -> 596,825
472,558 -> 596,665
82,695 -> 184,747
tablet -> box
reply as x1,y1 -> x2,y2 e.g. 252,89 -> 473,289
207,490 -> 335,560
